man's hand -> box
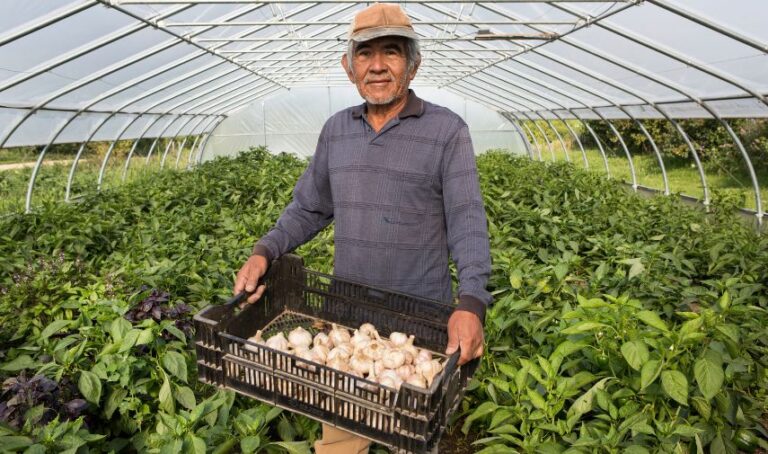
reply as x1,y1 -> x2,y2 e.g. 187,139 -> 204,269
233,254 -> 269,306
445,310 -> 484,365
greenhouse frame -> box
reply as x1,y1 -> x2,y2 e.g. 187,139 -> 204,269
2,1 -> 768,453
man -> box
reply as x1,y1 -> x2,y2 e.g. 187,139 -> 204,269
234,3 -> 491,453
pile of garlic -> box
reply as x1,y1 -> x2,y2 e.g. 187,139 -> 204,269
246,322 -> 443,390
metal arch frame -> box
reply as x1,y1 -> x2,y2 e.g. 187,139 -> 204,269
170,116 -> 209,169
0,2 -> 99,47
0,4 -> 194,149
545,119 -> 570,163
419,3 -> 633,179
145,115 -> 190,164
505,117 -> 534,159
552,114 -> 587,167
21,0 -> 327,210
120,81 -> 280,180
189,116 -> 224,168
160,115 -> 200,168
463,3 -> 671,191
113,0 -> 634,4
196,116 -> 228,164
552,2 -> 764,218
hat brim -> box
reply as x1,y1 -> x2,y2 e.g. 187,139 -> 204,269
350,26 -> 419,43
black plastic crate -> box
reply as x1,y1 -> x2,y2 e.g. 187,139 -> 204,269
193,254 -> 478,453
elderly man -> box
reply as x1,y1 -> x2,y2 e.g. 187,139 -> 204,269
234,3 -> 491,453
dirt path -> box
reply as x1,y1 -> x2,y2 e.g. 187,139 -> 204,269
0,159 -> 83,172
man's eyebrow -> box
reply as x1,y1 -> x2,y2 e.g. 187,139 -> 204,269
382,42 -> 405,52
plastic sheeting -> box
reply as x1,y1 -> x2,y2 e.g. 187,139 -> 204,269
1,0 -> 768,148
203,85 -> 525,159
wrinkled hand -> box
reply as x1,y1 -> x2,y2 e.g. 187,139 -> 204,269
233,254 -> 269,307
445,310 -> 484,365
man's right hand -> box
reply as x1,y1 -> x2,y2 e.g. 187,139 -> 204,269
234,254 -> 269,306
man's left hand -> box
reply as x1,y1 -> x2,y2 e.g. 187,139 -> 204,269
445,310 -> 484,365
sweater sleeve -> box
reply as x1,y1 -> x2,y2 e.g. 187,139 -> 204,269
253,124 -> 334,260
441,123 -> 492,321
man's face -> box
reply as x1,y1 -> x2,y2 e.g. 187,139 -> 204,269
342,36 -> 418,106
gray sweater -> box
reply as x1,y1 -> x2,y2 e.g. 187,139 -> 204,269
254,90 -> 492,320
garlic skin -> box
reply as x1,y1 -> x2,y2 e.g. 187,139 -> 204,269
329,323 -> 351,347
327,346 -> 351,363
378,375 -> 400,390
381,349 -> 406,370
313,332 -> 332,349
313,345 -> 330,363
266,332 -> 289,351
358,323 -> 378,338
417,359 -> 443,387
379,369 -> 402,387
363,341 -> 385,361
405,374 -> 426,388
416,348 -> 432,364
334,342 -> 355,358
350,329 -> 369,346
373,360 -> 385,377
326,356 -> 349,372
288,327 -> 313,349
389,332 -> 409,348
395,365 -> 414,381
349,352 -> 373,376
245,330 -> 265,353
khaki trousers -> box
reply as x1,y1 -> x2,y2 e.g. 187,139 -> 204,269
314,425 -> 372,454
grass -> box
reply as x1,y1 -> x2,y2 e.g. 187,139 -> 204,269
533,145 -> 768,212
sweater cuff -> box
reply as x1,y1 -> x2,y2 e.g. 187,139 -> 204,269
251,243 -> 274,262
456,294 -> 487,323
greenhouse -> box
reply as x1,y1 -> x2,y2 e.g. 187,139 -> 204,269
1,0 -> 767,453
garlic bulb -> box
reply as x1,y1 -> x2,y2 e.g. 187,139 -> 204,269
359,323 -> 378,338
266,332 -> 289,351
379,369 -> 402,387
353,339 -> 372,355
373,360 -> 385,377
288,327 -> 313,349
327,356 -> 349,372
245,330 -> 265,353
379,375 -> 400,390
313,332 -> 332,349
349,352 -> 373,375
382,349 -> 406,370
363,341 -> 385,361
295,348 -> 321,371
313,345 -> 330,363
334,342 -> 355,358
416,348 -> 432,364
329,323 -> 351,347
417,359 -> 443,387
389,331 -> 409,348
327,346 -> 351,363
350,329 -> 369,346
395,364 -> 414,381
405,374 -> 426,388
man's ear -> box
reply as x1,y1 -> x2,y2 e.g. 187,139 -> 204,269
341,54 -> 354,82
409,54 -> 422,81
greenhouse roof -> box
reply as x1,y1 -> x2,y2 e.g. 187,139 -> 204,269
2,0 -> 768,149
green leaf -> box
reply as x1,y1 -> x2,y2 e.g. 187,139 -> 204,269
164,325 -> 187,343
40,320 -> 72,340
710,434 -> 727,454
462,401 -> 498,435
269,441 -> 311,454
624,447 -> 650,454
162,351 -> 188,383
661,370 -> 688,406
78,370 -> 102,404
240,436 -> 261,454
509,269 -> 522,289
561,321 -> 606,335
118,329 -> 141,353
673,425 -> 703,437
636,310 -> 669,332
109,318 -> 131,342
640,360 -> 662,389
527,389 -> 547,411
554,262 -> 568,281
620,340 -> 649,371
694,353 -> 724,400
497,363 -> 517,380
104,388 -> 127,419
628,261 -> 645,280
1,355 -> 38,372
136,329 -> 154,346
0,436 -> 33,451
717,291 -> 730,311
159,378 -> 174,413
174,385 -> 196,411
569,378 -> 610,417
